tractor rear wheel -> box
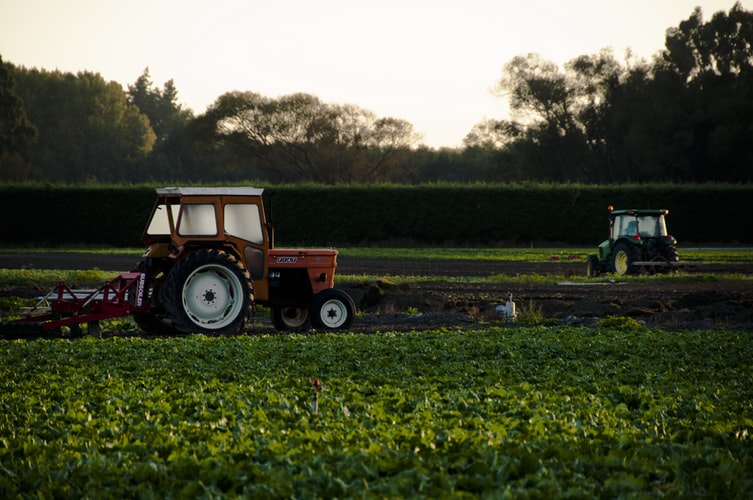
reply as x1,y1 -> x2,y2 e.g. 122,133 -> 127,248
132,260 -> 182,336
310,289 -> 355,330
271,306 -> 310,331
664,246 -> 679,262
164,249 -> 253,335
611,242 -> 640,275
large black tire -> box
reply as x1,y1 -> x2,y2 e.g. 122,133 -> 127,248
164,249 -> 253,335
586,255 -> 601,277
271,306 -> 310,331
309,288 -> 355,330
664,246 -> 679,262
132,260 -> 182,336
610,242 -> 640,275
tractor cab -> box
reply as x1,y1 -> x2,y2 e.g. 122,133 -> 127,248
611,210 -> 669,240
589,206 -> 681,277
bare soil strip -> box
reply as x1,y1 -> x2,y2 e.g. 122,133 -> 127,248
2,253 -> 752,332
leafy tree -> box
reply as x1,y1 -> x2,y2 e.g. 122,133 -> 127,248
600,2 -> 753,183
127,68 -> 192,144
12,68 -> 155,181
126,68 -> 196,181
479,2 -> 753,183
658,2 -> 753,181
0,56 -> 37,180
492,53 -> 605,181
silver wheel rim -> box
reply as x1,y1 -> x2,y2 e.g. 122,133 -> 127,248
318,298 -> 348,328
182,264 -> 244,329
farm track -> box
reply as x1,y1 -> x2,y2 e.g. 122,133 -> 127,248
1,253 -> 752,332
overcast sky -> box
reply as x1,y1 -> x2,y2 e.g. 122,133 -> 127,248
1,0 -> 748,148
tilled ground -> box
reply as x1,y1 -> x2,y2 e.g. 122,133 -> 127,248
337,258 -> 753,332
1,253 -> 752,333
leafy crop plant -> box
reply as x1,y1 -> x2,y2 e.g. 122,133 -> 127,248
1,327 -> 751,497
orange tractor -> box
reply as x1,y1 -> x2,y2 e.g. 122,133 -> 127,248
3,187 -> 355,337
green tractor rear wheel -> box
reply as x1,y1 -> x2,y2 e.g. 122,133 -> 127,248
611,242 -> 640,275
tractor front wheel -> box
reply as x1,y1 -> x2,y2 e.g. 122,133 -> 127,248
310,289 -> 355,330
611,242 -> 640,275
586,255 -> 601,277
271,306 -> 310,331
164,249 -> 253,335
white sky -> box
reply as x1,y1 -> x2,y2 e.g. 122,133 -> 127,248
1,0 -> 748,148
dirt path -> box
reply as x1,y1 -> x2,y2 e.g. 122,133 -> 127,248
2,253 -> 752,332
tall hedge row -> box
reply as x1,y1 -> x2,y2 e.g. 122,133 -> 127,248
1,184 -> 750,247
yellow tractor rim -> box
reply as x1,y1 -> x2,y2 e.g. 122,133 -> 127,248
615,251 -> 629,274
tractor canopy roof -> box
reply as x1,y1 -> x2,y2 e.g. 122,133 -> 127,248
156,187 -> 265,197
609,208 -> 668,218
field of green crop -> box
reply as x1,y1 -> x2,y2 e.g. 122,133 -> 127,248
1,327 -> 751,497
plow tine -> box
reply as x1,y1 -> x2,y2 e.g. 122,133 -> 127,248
26,283 -> 63,315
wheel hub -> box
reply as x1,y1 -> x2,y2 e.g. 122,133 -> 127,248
182,265 -> 242,328
319,299 -> 347,328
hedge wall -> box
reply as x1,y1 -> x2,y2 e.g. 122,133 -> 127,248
1,184 -> 750,247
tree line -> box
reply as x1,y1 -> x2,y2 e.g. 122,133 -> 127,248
1,3 -> 751,184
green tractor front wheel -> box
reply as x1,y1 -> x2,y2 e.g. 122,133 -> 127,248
586,255 -> 601,277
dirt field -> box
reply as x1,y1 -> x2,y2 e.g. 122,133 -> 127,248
337,258 -> 753,332
1,253 -> 752,332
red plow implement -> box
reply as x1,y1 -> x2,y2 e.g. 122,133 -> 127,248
1,272 -> 149,339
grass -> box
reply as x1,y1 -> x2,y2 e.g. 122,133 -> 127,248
0,246 -> 143,255
339,247 -> 593,262
0,268 -> 116,288
340,246 -> 753,264
0,267 -> 750,294
2,246 -> 752,264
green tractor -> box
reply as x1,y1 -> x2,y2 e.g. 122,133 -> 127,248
587,206 -> 680,277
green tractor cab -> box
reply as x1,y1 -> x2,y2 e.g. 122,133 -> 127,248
587,206 -> 681,277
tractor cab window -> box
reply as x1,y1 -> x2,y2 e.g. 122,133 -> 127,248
613,215 -> 635,238
177,203 -> 217,236
145,203 -> 180,236
613,214 -> 667,238
636,215 -> 667,237
224,203 -> 264,244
